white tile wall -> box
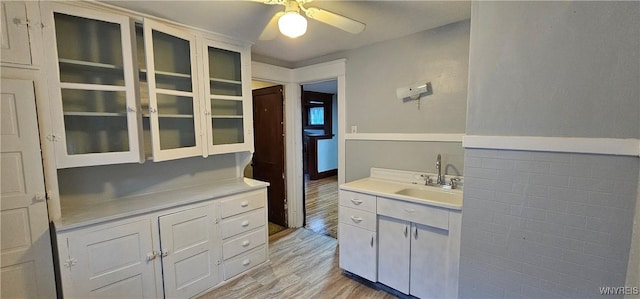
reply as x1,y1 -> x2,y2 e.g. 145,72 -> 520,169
459,149 -> 639,298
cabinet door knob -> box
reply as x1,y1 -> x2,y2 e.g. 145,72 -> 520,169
161,249 -> 169,257
149,107 -> 157,114
146,251 -> 158,261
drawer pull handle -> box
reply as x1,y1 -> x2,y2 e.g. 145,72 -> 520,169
414,226 -> 418,239
350,216 -> 363,223
241,220 -> 250,227
404,208 -> 416,213
404,225 -> 408,237
242,259 -> 251,266
370,235 -> 374,247
240,201 -> 249,207
350,198 -> 363,205
242,240 -> 251,247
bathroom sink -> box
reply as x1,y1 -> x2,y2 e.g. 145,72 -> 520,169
394,187 -> 462,205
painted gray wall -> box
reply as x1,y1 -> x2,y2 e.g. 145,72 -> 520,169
58,154 -> 238,205
345,140 -> 464,182
466,1 -> 639,138
345,20 -> 469,134
460,2 -> 640,298
342,19 -> 470,181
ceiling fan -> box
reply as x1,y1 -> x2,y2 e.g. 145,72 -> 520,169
255,0 -> 366,39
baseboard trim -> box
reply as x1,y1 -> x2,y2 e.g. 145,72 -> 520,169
463,135 -> 640,157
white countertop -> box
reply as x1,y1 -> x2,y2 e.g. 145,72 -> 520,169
341,177 -> 463,211
55,177 -> 269,231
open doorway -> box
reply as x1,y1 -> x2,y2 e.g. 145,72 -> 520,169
248,80 -> 288,236
301,80 -> 339,238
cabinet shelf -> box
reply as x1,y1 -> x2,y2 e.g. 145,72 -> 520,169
212,115 -> 243,119
140,69 -> 191,79
63,112 -> 127,117
142,113 -> 194,119
59,58 -> 123,71
210,78 -> 241,85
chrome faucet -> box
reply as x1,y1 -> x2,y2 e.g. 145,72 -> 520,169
436,154 -> 444,185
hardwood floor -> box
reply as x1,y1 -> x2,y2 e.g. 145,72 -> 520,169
198,228 -> 395,299
304,175 -> 338,238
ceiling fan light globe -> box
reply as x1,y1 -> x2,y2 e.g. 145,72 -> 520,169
278,12 -> 307,38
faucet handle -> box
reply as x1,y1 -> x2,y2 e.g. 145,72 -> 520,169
449,177 -> 460,189
422,175 -> 433,186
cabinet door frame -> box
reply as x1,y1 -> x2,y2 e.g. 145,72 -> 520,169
338,222 -> 377,281
60,217 -> 159,298
143,18 -> 203,162
1,1 -> 33,66
377,215 -> 411,294
409,222 -> 449,299
158,203 -> 221,298
41,2 -> 143,168
199,38 -> 253,156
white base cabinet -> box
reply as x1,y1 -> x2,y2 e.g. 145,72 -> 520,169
60,218 -> 159,298
338,190 -> 461,299
56,189 -> 267,298
158,205 -> 221,298
338,190 -> 378,282
377,216 -> 411,294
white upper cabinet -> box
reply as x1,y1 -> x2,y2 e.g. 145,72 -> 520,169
41,3 -> 253,168
1,1 -> 33,65
143,19 -> 203,162
42,3 -> 143,168
200,39 -> 253,156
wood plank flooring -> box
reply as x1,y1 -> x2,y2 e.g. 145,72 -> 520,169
305,175 -> 338,238
197,228 -> 395,299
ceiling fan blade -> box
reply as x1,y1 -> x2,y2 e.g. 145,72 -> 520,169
259,11 -> 284,40
304,7 -> 365,34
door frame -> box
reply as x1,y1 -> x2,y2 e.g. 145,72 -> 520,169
252,59 -> 346,228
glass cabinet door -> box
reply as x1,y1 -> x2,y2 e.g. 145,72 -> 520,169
143,19 -> 202,161
43,4 -> 142,168
201,39 -> 252,155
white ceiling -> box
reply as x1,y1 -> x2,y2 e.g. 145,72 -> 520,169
104,1 -> 471,67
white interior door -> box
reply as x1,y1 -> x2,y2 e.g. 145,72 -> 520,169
159,204 -> 220,298
1,79 -> 56,298
1,2 -> 32,65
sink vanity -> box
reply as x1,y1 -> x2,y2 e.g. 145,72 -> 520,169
338,168 -> 462,299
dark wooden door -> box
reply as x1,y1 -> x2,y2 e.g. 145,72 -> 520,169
252,85 -> 287,227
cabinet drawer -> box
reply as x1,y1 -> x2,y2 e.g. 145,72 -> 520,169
224,246 -> 267,280
339,206 -> 376,231
339,190 -> 376,213
220,190 -> 266,218
221,208 -> 266,239
222,228 -> 266,260
377,197 -> 449,230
